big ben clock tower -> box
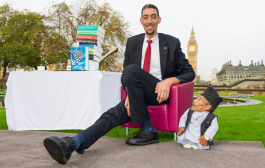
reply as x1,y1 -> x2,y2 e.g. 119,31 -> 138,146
187,26 -> 199,84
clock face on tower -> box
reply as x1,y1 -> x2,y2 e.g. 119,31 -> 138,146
189,46 -> 195,52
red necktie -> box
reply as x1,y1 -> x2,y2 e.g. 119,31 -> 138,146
143,40 -> 152,72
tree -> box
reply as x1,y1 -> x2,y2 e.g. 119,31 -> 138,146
0,4 -> 12,77
0,1 -> 131,77
74,0 -> 131,71
0,8 -> 45,76
41,29 -> 70,70
45,2 -> 76,41
46,0 -> 131,72
42,2 -> 76,70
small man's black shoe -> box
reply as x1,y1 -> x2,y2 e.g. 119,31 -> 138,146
126,129 -> 158,145
43,136 -> 75,164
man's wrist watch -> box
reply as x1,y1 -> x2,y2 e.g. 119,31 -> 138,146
204,135 -> 209,141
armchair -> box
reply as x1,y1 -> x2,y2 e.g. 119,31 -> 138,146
121,81 -> 194,141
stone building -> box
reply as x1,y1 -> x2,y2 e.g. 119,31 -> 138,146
217,60 -> 265,84
210,68 -> 218,85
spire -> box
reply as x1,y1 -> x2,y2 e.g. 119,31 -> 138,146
191,25 -> 195,34
189,25 -> 196,41
250,60 -> 254,66
239,60 -> 242,66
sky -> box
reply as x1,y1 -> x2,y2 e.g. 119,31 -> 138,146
1,0 -> 265,80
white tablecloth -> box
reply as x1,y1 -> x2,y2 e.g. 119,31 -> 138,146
5,71 -> 122,131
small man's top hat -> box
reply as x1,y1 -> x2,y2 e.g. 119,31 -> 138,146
201,86 -> 223,113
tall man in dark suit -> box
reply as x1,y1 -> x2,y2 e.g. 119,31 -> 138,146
43,4 -> 195,165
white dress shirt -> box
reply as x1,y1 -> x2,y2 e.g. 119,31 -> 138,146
141,34 -> 162,80
178,108 -> 219,143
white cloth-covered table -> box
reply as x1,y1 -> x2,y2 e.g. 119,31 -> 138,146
5,71 -> 122,131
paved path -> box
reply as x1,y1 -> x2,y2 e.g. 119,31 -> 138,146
0,130 -> 264,168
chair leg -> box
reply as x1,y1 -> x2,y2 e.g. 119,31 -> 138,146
174,132 -> 177,141
125,127 -> 129,136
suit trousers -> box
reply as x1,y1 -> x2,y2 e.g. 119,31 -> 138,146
77,64 -> 167,153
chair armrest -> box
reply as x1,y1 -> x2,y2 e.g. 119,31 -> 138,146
168,81 -> 194,132
121,87 -> 127,101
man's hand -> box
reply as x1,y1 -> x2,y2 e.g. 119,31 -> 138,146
177,127 -> 185,136
125,95 -> 130,117
198,136 -> 208,146
155,80 -> 171,103
155,77 -> 181,104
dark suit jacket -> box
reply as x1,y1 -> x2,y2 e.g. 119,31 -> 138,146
123,33 -> 195,83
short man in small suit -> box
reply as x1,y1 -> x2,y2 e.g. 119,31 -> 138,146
177,86 -> 223,150
43,4 -> 195,164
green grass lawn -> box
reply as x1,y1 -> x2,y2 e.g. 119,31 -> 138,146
0,95 -> 264,146
0,90 -> 6,94
214,95 -> 265,144
0,108 -> 8,130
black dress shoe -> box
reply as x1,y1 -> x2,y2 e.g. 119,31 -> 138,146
126,129 -> 158,145
43,136 -> 75,164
